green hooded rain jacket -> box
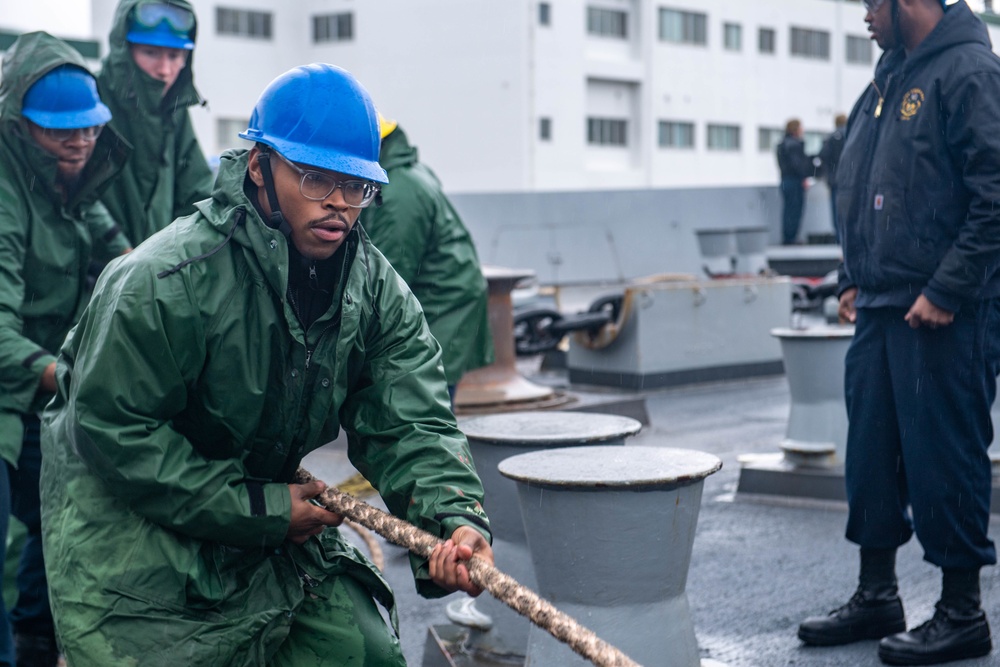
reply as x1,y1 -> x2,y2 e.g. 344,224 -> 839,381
40,149 -> 490,665
98,0 -> 213,244
0,32 -> 130,466
360,127 -> 493,386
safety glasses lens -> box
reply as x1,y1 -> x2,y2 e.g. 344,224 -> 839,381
863,0 -> 885,12
300,174 -> 376,207
135,2 -> 195,31
45,125 -> 103,142
276,152 -> 378,208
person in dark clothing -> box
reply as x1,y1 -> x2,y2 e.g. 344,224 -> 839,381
798,1 -> 999,664
775,118 -> 815,245
818,113 -> 847,243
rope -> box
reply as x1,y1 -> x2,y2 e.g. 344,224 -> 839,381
295,467 -> 642,667
343,519 -> 384,571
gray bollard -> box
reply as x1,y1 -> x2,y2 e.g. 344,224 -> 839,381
499,445 -> 721,667
771,326 -> 854,467
991,396 -> 1000,513
734,226 -> 769,276
991,396 -> 1000,477
451,412 -> 642,660
694,228 -> 736,276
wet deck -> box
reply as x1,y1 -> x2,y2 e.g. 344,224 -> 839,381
302,366 -> 1000,667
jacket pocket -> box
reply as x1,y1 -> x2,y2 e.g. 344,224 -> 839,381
865,185 -> 943,286
295,528 -> 396,618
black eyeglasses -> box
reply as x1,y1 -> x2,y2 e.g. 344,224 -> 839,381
863,0 -> 886,12
274,152 -> 380,208
42,125 -> 104,142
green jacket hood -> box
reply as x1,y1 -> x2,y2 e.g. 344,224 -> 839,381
97,0 -> 213,245
0,31 -> 94,122
364,127 -> 493,383
380,126 -> 419,171
102,0 -> 202,111
0,32 -> 130,209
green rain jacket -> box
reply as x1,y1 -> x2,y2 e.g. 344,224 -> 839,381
98,0 -> 213,244
0,32 -> 130,466
41,149 -> 491,666
360,127 -> 493,386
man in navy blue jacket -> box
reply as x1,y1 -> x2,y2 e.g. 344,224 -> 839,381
798,1 -> 1000,664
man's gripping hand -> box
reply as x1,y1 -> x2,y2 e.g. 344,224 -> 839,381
429,526 -> 494,597
286,480 -> 344,544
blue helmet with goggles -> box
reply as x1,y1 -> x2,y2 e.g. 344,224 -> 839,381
126,2 -> 195,50
22,65 -> 112,130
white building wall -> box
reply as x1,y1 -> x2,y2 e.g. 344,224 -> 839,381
4,1 -> 1000,192
647,1 -> 873,189
2,1 -> 92,39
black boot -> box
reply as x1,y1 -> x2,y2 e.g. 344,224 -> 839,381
799,547 -> 906,646
14,630 -> 59,667
878,568 -> 992,665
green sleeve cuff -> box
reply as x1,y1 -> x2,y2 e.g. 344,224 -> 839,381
259,482 -> 292,547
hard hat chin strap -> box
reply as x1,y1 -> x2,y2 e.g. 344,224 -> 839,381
257,148 -> 293,239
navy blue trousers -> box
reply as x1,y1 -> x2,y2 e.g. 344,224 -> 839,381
0,416 -> 54,666
844,303 -> 1000,569
781,177 -> 805,245
829,185 -> 840,245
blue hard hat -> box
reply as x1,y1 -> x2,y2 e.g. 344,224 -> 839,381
22,65 -> 112,129
240,64 -> 388,184
127,2 -> 195,50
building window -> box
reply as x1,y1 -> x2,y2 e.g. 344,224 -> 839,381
707,124 -> 741,151
723,23 -> 741,51
313,13 -> 353,43
659,121 -> 695,149
790,27 -> 830,60
216,117 -> 252,152
216,7 -> 272,39
659,8 -> 707,46
846,34 -> 873,64
539,2 -> 551,26
539,117 -> 552,141
759,27 -> 776,54
758,127 -> 783,152
587,117 -> 628,146
587,7 -> 627,39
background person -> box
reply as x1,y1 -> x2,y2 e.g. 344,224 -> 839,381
798,1 -> 1000,664
97,0 -> 213,245
360,117 -> 493,404
40,63 -> 493,666
0,32 -> 130,667
776,118 -> 815,245
818,113 -> 847,244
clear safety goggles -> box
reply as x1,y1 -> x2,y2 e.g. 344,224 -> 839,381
134,2 -> 195,32
863,0 -> 887,12
274,152 -> 380,208
42,125 -> 104,143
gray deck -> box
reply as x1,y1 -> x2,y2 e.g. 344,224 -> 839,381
302,368 -> 1000,667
